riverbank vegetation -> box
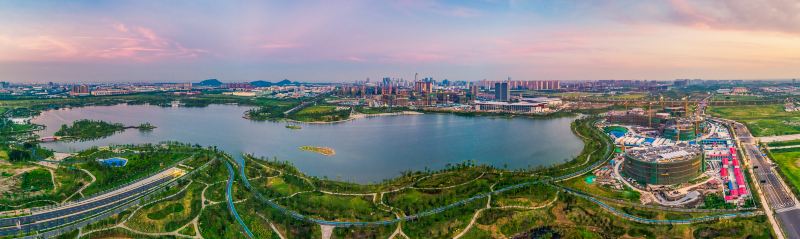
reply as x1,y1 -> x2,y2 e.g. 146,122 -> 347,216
537,116 -> 613,177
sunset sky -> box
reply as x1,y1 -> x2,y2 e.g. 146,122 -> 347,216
1,0 -> 799,83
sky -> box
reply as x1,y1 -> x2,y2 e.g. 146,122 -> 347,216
1,0 -> 799,83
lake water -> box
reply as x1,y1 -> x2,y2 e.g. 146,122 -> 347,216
32,104 -> 584,183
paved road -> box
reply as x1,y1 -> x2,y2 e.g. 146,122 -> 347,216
758,134 -> 800,143
0,169 -> 178,237
728,120 -> 800,239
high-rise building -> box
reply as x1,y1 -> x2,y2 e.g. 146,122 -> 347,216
494,82 -> 509,102
70,84 -> 90,96
468,85 -> 479,102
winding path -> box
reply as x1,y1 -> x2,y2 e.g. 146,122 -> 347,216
62,168 -> 96,203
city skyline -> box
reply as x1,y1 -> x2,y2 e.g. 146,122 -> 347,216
1,0 -> 800,83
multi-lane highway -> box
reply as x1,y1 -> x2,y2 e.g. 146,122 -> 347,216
729,120 -> 800,239
0,168 -> 180,237
699,95 -> 799,238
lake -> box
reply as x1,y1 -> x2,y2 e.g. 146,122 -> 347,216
32,104 -> 584,183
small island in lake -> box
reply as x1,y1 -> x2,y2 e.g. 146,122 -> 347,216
285,125 -> 302,130
54,119 -> 157,141
298,146 -> 335,156
138,122 -> 157,131
55,119 -> 125,140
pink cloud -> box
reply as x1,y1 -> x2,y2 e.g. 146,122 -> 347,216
259,42 -> 301,50
88,24 -> 206,61
343,56 -> 366,62
0,23 -> 207,62
391,0 -> 482,18
664,0 -> 800,33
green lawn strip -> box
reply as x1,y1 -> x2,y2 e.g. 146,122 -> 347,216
274,191 -> 393,222
491,183 -> 557,207
385,178 -> 492,215
768,139 -> 800,148
331,222 -> 395,238
413,168 -> 485,188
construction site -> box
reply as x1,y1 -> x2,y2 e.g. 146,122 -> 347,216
595,98 -> 752,208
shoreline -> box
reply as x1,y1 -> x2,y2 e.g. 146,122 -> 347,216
284,111 -> 423,124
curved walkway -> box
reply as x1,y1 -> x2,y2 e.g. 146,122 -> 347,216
229,122 -> 760,228
559,186 -> 764,224
62,168 -> 97,203
223,160 -> 255,239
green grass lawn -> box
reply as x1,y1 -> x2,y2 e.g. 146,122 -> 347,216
709,104 -> 800,137
276,191 -> 393,221
768,139 -> 800,147
607,93 -> 647,100
289,105 -> 350,122
769,148 -> 800,196
554,92 -> 596,98
560,175 -> 640,202
296,105 -> 335,114
712,94 -> 761,101
0,150 -> 8,160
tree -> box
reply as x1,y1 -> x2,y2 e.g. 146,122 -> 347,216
9,148 -> 32,162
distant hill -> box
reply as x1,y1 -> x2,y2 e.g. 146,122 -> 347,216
196,79 -> 222,87
251,79 -> 295,87
250,80 -> 272,87
276,79 -> 294,85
